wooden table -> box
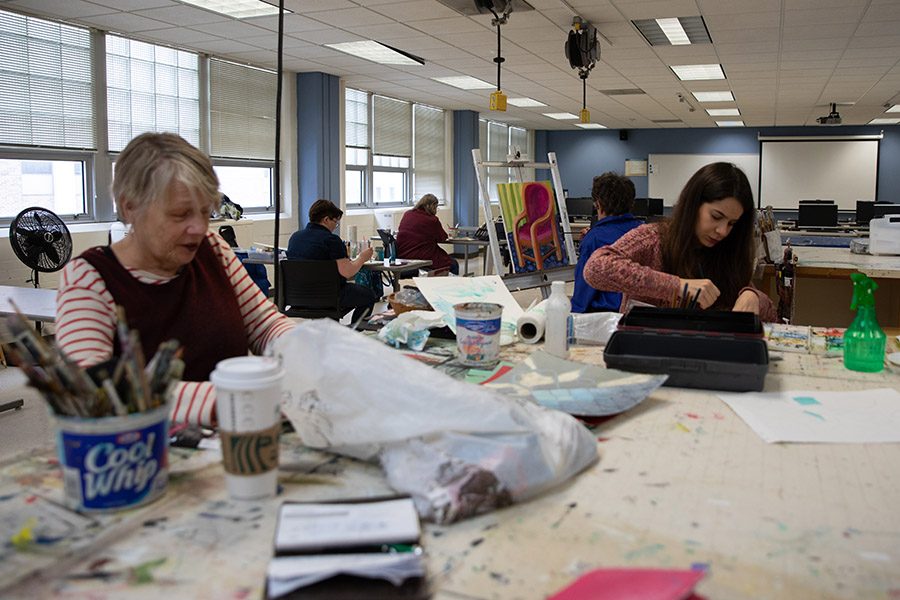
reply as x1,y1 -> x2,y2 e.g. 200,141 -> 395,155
0,285 -> 57,322
757,247 -> 900,327
2,335 -> 900,599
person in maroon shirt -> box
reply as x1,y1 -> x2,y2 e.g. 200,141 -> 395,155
395,194 -> 459,275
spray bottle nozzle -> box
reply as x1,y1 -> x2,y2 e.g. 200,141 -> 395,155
850,272 -> 878,310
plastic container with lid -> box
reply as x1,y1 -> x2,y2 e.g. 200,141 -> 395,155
870,216 -> 900,256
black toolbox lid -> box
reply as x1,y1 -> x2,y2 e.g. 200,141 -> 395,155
618,307 -> 763,337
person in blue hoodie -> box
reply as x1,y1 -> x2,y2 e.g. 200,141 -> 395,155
571,172 -> 642,313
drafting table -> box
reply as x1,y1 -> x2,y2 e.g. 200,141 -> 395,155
0,285 -> 57,322
363,259 -> 432,292
757,247 -> 900,327
2,333 -> 899,599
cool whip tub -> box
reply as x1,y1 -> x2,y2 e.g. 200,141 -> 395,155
454,302 -> 503,367
54,403 -> 170,513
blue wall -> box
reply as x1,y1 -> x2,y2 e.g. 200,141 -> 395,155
297,72 -> 341,228
540,125 -> 900,204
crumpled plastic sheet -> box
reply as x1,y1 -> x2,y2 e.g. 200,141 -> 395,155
275,320 -> 598,524
376,310 -> 446,351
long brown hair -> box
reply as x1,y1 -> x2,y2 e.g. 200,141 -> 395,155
661,162 -> 755,308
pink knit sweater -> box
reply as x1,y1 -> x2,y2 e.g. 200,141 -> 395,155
583,223 -> 777,322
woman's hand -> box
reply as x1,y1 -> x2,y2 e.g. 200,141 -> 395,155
678,278 -> 720,309
732,289 -> 760,314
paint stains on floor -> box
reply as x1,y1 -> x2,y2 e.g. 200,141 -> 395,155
624,543 -> 665,561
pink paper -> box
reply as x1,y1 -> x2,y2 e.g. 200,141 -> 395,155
549,568 -> 705,600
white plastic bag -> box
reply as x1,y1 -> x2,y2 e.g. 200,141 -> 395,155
275,320 -> 598,524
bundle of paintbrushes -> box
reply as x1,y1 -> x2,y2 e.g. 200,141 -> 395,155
1,304 -> 183,418
666,283 -> 702,310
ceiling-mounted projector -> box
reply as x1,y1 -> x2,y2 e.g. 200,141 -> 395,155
817,102 -> 842,125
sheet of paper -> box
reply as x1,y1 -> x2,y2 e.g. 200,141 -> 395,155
267,552 -> 424,598
718,388 -> 900,443
549,568 -> 704,600
274,498 -> 420,552
413,275 -> 524,344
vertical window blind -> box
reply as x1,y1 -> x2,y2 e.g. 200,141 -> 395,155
413,104 -> 444,200
373,95 -> 411,156
209,59 -> 276,160
345,88 -> 368,149
106,35 -> 199,152
0,10 -> 94,149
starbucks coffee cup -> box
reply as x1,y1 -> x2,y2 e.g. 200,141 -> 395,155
211,356 -> 284,500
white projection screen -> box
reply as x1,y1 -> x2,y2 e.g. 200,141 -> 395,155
759,137 -> 880,210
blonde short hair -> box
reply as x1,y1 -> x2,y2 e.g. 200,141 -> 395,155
414,193 -> 439,213
112,132 -> 220,218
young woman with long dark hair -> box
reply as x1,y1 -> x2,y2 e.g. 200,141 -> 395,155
584,162 -> 776,321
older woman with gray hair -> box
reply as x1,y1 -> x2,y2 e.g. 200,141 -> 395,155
395,193 -> 458,275
55,132 -> 294,427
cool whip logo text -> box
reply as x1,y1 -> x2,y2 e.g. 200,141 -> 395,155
82,432 -> 158,500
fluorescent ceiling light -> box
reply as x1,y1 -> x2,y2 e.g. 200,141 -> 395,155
886,105 -> 900,113
632,16 -> 710,46
716,120 -> 744,127
325,41 -> 424,66
706,108 -> 740,116
543,112 -> 578,120
177,0 -> 281,18
657,18 -> 690,45
508,97 -> 546,107
671,64 -> 725,81
692,91 -> 734,102
575,123 -> 606,129
869,118 -> 900,125
431,76 -> 493,89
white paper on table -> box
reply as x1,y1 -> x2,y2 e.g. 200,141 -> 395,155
275,498 -> 420,552
718,388 -> 900,443
267,553 -> 424,598
413,275 -> 524,345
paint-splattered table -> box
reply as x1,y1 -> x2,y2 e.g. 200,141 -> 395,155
2,344 -> 900,599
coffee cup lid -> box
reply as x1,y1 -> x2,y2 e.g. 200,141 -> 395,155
211,356 -> 284,386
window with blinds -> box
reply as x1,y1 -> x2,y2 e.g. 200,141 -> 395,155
345,88 -> 368,149
373,95 -> 411,157
413,104 -> 444,201
486,121 -> 509,201
210,59 -> 276,160
106,35 -> 199,152
0,10 -> 94,149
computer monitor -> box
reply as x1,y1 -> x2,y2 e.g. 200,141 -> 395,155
873,203 -> 900,219
565,197 -> 595,220
798,199 -> 838,228
632,198 -> 649,217
856,201 -> 875,226
647,198 -> 664,216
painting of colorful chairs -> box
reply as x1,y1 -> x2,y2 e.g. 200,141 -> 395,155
497,181 -> 570,273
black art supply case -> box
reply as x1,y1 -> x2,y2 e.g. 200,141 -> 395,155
604,308 -> 768,392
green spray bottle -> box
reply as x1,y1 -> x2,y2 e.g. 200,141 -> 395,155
843,273 -> 886,372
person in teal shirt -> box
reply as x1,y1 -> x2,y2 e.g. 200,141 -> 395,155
571,172 -> 642,313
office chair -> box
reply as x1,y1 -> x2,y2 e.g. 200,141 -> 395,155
279,259 -> 346,320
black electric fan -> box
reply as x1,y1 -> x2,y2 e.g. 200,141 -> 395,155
9,207 -> 73,288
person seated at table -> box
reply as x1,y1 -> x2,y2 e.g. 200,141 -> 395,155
395,193 -> 459,275
55,132 -> 295,427
571,172 -> 642,313
286,199 -> 376,323
585,162 -> 777,321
